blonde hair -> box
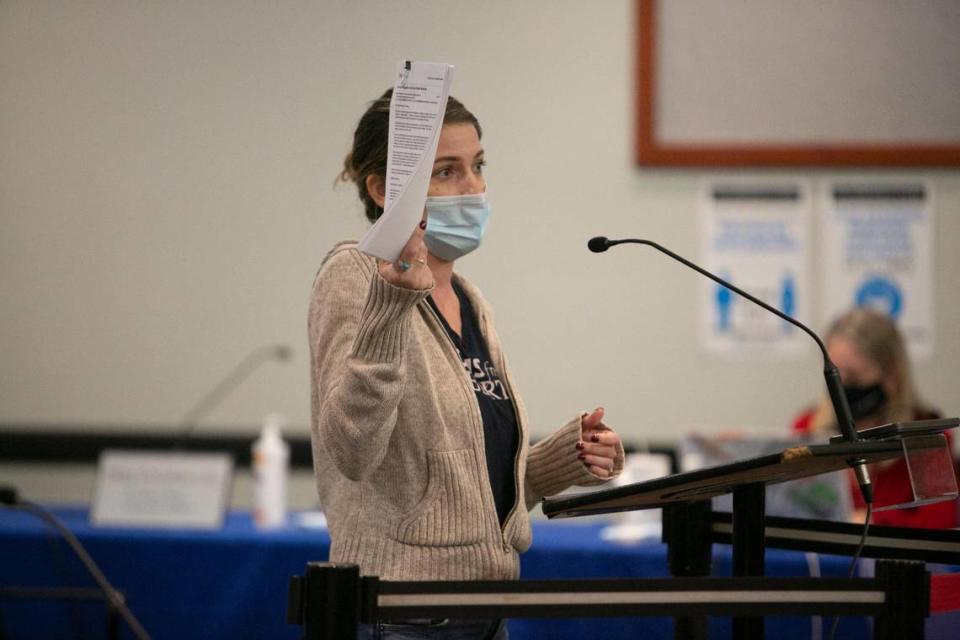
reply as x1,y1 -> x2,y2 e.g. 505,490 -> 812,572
808,308 -> 920,433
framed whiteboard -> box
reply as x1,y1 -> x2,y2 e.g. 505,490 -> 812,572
635,0 -> 960,166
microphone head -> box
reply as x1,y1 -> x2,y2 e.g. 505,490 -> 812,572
587,236 -> 610,253
273,345 -> 293,362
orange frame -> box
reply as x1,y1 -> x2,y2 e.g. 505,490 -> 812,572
635,0 -> 960,167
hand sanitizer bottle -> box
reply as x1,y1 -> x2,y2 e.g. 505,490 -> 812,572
252,413 -> 289,528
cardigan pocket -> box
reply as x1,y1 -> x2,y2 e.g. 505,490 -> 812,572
393,449 -> 486,547
505,515 -> 532,553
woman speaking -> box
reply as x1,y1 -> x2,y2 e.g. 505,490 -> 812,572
308,88 -> 624,639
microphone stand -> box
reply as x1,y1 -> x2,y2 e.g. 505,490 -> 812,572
173,344 -> 292,448
1,487 -> 152,640
588,236 -> 873,504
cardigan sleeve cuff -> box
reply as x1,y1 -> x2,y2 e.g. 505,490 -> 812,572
526,414 -> 624,499
351,273 -> 431,363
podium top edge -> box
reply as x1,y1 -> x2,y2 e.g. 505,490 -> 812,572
542,440 -> 910,519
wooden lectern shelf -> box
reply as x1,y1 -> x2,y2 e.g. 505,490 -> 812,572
542,440 -> 921,519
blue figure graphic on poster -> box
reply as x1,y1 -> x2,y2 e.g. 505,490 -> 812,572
715,271 -> 733,332
780,272 -> 796,333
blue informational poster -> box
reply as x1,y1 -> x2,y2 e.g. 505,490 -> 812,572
699,179 -> 812,357
821,180 -> 933,359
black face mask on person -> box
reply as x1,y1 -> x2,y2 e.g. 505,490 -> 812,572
843,383 -> 887,420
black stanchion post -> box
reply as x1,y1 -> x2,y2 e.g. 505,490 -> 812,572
360,576 -> 380,624
874,559 -> 929,640
287,575 -> 304,630
105,601 -> 120,640
732,482 -> 765,640
663,500 -> 712,640
664,500 -> 713,576
302,562 -> 361,640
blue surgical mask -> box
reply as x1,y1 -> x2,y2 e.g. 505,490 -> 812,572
423,193 -> 491,261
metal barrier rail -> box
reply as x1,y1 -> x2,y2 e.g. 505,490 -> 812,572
708,510 -> 960,563
287,559 -> 928,640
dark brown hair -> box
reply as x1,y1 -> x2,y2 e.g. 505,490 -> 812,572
338,88 -> 482,222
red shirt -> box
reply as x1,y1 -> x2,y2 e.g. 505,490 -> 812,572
791,409 -> 958,529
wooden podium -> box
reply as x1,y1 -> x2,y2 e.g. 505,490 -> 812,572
542,435 -> 959,639
287,433 -> 959,640
543,439 -> 929,517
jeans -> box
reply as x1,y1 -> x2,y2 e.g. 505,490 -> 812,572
357,618 -> 508,640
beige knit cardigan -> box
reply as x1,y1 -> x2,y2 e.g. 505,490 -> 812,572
309,242 -> 623,581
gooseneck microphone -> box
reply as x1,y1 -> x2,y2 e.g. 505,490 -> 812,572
174,344 -> 293,446
588,236 -> 873,505
1,486 -> 152,639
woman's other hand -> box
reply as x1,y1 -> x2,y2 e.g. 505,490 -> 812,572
378,220 -> 434,290
578,407 -> 621,478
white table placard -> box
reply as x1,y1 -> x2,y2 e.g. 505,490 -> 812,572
92,450 -> 233,529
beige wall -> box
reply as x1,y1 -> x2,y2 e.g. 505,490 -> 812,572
2,1 -> 958,505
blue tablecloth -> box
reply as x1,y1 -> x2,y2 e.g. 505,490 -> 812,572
1,506 -> 954,639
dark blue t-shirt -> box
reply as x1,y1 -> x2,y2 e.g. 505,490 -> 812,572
427,283 -> 520,525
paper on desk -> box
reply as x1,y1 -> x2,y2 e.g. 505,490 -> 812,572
357,60 -> 453,262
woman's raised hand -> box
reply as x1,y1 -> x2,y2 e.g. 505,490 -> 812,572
377,220 -> 434,290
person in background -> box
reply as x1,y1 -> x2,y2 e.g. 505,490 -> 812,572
309,88 -> 624,640
792,307 -> 957,528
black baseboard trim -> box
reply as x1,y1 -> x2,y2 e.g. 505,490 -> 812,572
0,425 -> 314,468
0,424 -> 677,472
